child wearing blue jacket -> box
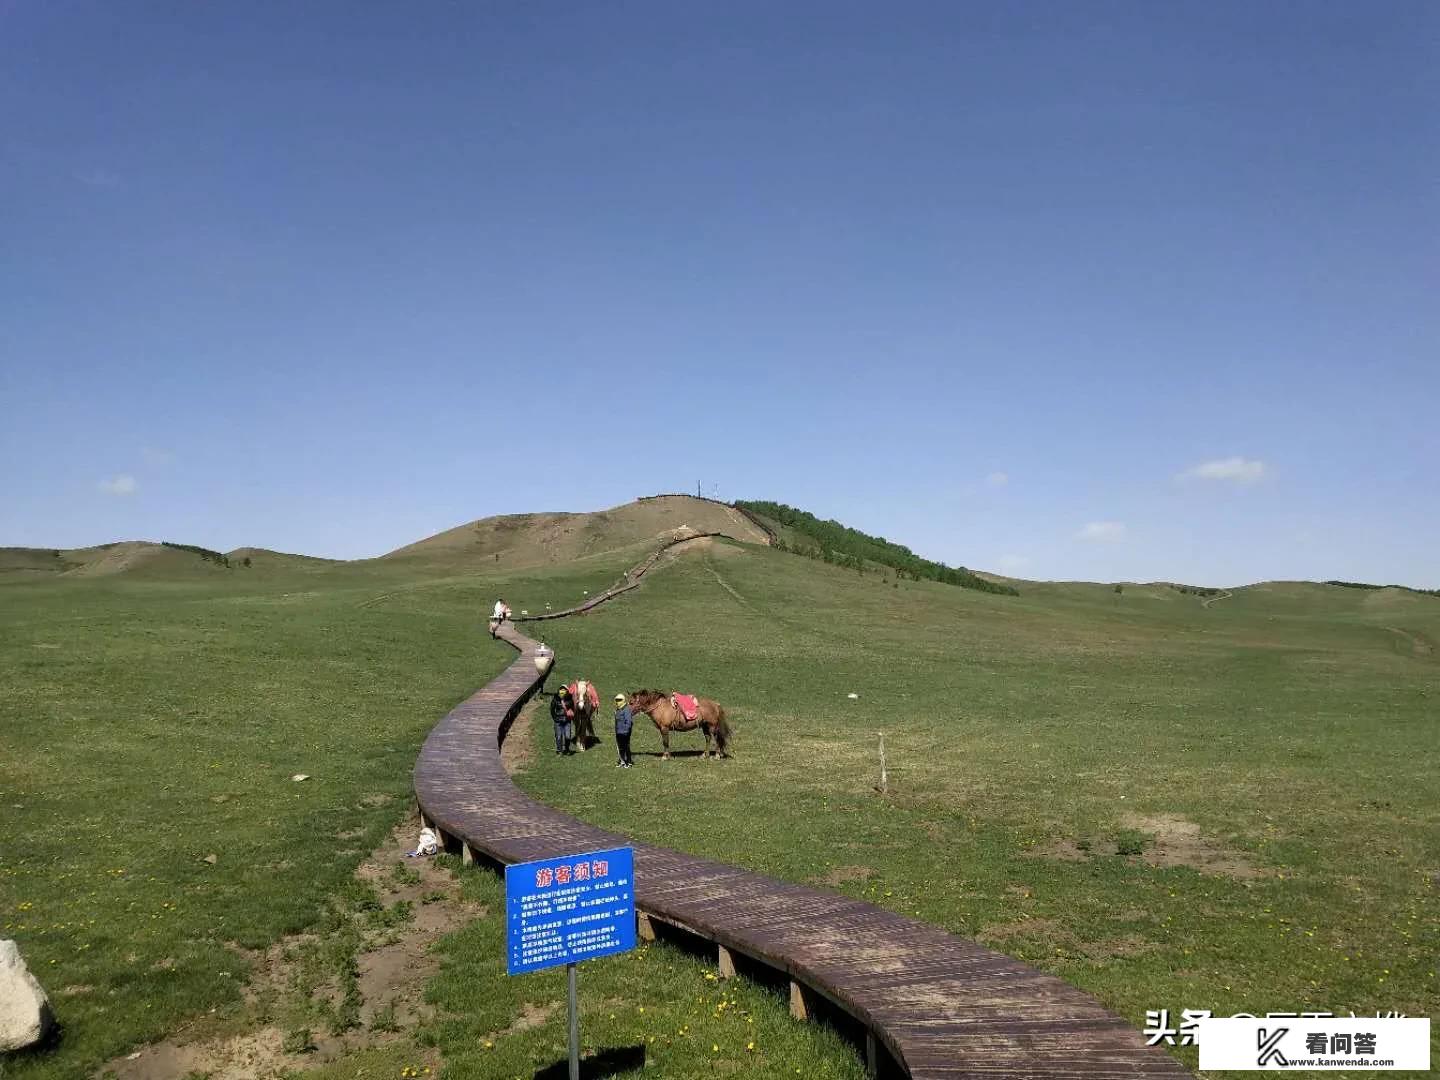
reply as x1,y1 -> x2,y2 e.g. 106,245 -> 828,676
613,693 -> 634,768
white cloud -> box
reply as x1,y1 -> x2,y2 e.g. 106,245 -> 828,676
141,447 -> 174,466
1076,521 -> 1126,543
1179,456 -> 1267,484
99,474 -> 138,496
984,471 -> 1009,487
996,553 -> 1030,573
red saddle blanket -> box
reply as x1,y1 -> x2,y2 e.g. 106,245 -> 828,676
568,682 -> 600,710
671,693 -> 699,722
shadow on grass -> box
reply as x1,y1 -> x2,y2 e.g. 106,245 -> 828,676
534,1044 -> 645,1078
636,748 -> 708,759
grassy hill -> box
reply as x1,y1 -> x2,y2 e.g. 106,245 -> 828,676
2,497 -> 1437,1077
0,541 -> 238,580
383,494 -> 769,568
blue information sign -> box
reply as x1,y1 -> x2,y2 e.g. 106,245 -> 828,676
505,846 -> 636,975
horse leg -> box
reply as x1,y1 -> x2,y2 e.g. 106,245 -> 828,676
661,725 -> 670,760
577,711 -> 587,751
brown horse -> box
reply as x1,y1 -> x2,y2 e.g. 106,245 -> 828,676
565,680 -> 601,750
627,689 -> 732,759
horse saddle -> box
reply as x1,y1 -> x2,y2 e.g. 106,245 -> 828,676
671,693 -> 699,722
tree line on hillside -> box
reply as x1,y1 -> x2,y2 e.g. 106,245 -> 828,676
161,541 -> 248,568
1171,584 -> 1222,598
1327,580 -> 1439,598
735,500 -> 1019,596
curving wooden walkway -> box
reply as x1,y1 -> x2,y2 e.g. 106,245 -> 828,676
414,539 -> 1190,1079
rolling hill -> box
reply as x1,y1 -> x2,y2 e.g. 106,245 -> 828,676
0,541 -> 235,580
379,494 -> 770,568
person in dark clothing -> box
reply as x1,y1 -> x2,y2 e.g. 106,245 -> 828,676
551,686 -> 574,755
613,693 -> 634,768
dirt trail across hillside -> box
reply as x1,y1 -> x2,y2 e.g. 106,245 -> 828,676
705,563 -> 749,607
1387,626 -> 1435,659
1201,590 -> 1233,608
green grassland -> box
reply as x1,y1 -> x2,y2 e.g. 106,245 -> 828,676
2,516 -> 1437,1078
0,542 -> 865,1079
520,540 -> 1439,1072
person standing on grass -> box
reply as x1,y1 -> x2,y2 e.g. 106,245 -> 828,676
490,598 -> 510,637
613,693 -> 634,768
551,685 -> 575,755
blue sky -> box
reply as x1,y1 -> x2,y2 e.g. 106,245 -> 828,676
2,2 -> 1435,586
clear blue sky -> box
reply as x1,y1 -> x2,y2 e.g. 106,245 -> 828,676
2,2 -> 1435,586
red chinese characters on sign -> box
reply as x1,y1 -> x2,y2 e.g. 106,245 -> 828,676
533,860 -> 611,889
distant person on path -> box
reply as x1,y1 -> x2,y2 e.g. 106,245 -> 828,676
551,685 -> 575,755
613,693 -> 634,768
490,598 -> 511,637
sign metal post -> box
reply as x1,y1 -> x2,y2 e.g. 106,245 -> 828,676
567,962 -> 579,1079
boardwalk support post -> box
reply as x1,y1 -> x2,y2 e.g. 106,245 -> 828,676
865,1030 -> 878,1077
637,911 -> 655,942
717,944 -> 735,979
461,842 -> 475,866
788,979 -> 812,1022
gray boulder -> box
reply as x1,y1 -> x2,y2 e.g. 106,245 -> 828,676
0,939 -> 56,1052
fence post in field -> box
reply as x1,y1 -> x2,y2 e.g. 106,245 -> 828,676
879,732 -> 888,795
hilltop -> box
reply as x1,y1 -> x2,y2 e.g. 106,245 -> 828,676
380,494 -> 770,568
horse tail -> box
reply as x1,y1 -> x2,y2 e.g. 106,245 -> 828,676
714,707 -> 731,754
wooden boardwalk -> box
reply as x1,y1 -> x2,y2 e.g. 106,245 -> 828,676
414,548 -> 1189,1078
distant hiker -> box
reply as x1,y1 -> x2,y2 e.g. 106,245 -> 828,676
490,598 -> 511,637
551,685 -> 575,755
613,693 -> 634,768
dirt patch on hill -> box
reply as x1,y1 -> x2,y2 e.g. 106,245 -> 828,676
1030,815 -> 1263,879
102,818 -> 481,1080
979,918 -> 1155,961
1124,813 -> 1262,878
810,864 -> 875,888
1030,838 -> 1092,862
980,916 -> 1060,942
